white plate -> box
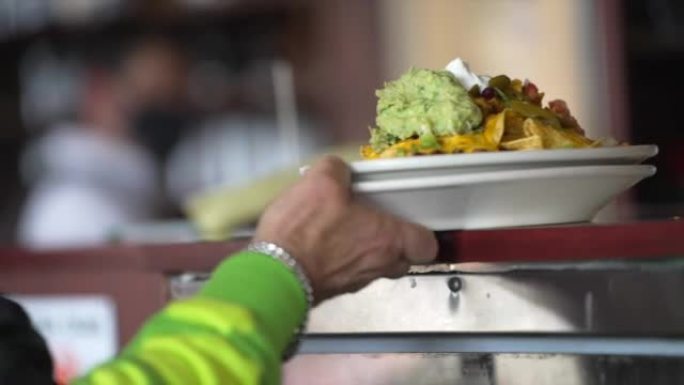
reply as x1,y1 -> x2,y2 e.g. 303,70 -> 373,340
353,165 -> 656,230
351,145 -> 658,181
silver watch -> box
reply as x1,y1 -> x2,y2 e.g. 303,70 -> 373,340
246,241 -> 313,360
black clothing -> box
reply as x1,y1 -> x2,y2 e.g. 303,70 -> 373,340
0,296 -> 55,385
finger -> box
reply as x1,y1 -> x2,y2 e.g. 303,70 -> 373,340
385,259 -> 410,279
345,272 -> 377,294
307,155 -> 352,189
399,221 -> 438,264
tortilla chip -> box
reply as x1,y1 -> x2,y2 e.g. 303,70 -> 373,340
360,109 -> 599,159
483,111 -> 505,145
500,135 -> 543,150
501,109 -> 527,143
441,134 -> 498,153
523,118 -> 593,149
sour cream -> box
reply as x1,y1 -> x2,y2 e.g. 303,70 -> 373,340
445,58 -> 490,91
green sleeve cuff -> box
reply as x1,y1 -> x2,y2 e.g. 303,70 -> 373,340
198,251 -> 307,355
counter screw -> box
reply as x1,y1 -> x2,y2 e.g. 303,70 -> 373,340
447,276 -> 462,294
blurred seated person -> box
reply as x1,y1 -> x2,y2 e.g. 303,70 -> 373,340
165,113 -> 324,207
18,36 -> 191,248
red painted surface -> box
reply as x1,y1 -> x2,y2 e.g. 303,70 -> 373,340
0,241 -> 246,272
1,220 -> 682,268
436,220 -> 684,263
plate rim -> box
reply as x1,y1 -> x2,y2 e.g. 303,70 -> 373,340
351,144 -> 659,174
353,164 -> 657,193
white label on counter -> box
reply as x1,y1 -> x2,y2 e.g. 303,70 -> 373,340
10,295 -> 118,382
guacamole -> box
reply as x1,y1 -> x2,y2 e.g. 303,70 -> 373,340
370,68 -> 483,152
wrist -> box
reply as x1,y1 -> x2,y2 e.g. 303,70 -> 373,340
247,241 -> 314,308
246,241 -> 313,360
252,233 -> 321,301
199,252 -> 307,359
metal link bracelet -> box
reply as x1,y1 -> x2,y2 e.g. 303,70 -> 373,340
246,241 -> 313,360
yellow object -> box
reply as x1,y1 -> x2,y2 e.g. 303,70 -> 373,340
361,112 -> 504,159
522,118 -> 595,149
500,135 -> 543,150
483,109 -> 505,144
362,108 -> 599,159
185,144 -> 363,240
500,109 -> 527,143
165,299 -> 256,334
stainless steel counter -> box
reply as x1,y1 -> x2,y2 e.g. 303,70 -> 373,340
171,259 -> 684,384
172,260 -> 684,335
283,353 -> 684,385
308,263 -> 684,334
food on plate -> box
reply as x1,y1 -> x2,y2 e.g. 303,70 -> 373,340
361,58 -> 607,159
369,68 -> 484,155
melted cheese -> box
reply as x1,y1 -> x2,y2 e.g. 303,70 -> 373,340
361,133 -> 498,159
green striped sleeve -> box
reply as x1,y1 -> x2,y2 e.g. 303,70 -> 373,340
72,252 -> 307,385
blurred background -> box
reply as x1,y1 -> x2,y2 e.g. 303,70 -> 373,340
0,0 -> 681,247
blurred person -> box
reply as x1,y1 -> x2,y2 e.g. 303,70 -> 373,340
165,113 -> 325,206
18,36 -> 191,248
0,157 -> 437,385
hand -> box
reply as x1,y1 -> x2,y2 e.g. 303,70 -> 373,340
254,156 -> 437,304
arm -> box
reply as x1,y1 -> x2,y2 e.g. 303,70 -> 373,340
73,156 -> 437,385
72,251 -> 306,385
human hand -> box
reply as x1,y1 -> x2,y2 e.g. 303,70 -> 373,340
254,156 -> 437,304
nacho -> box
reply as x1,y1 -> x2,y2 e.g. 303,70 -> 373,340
523,118 -> 595,149
500,135 -> 543,151
361,110 -> 504,159
361,62 -> 608,159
